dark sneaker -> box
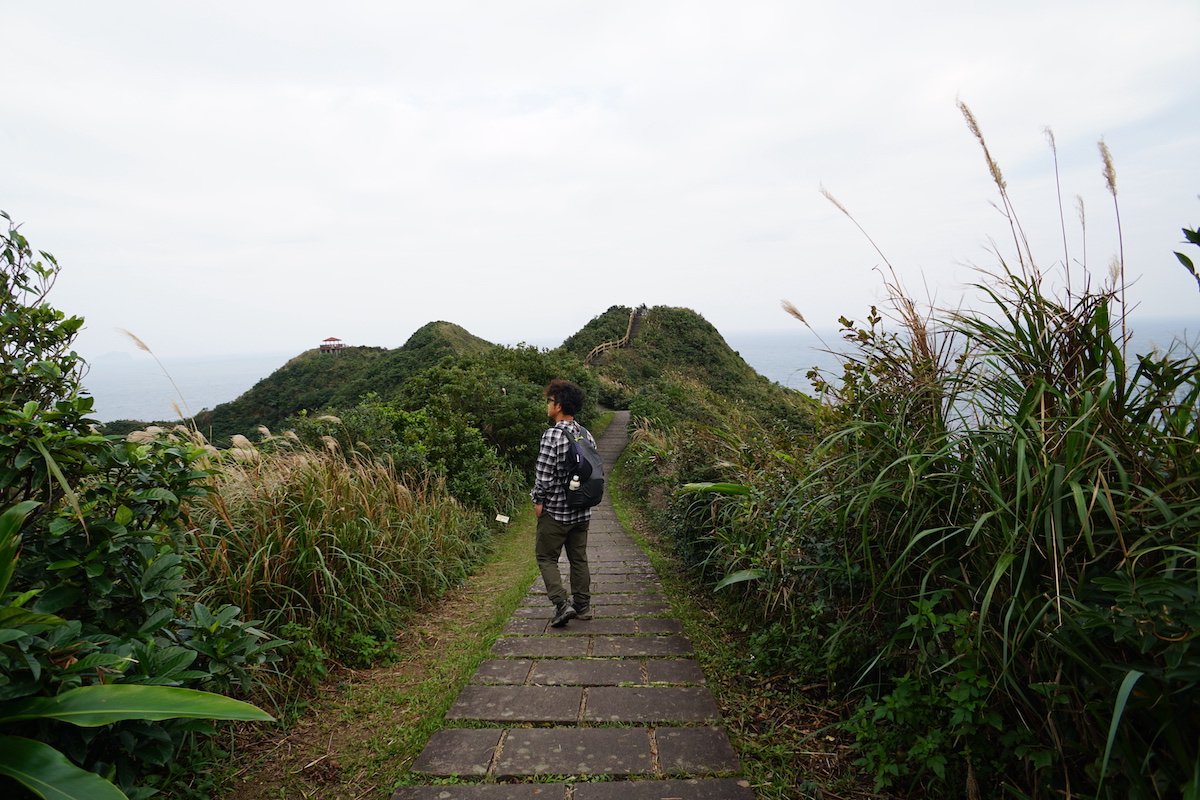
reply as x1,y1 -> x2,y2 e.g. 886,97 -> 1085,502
573,604 -> 592,620
550,601 -> 577,627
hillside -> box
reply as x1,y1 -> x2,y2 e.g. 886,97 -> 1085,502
106,308 -> 813,444
192,321 -> 494,444
562,305 -> 815,429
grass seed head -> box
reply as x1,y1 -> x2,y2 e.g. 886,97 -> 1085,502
781,300 -> 807,325
959,99 -> 1006,192
1099,139 -> 1118,197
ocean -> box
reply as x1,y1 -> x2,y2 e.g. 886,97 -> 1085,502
78,318 -> 1195,423
81,352 -> 298,424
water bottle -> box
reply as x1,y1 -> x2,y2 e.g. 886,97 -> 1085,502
569,474 -> 581,491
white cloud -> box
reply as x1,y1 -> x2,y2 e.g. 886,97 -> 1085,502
3,0 -> 1198,363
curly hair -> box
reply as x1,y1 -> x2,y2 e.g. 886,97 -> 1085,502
544,379 -> 584,416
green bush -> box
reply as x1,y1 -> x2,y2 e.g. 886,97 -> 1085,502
617,122 -> 1200,797
1,213 -> 276,799
397,345 -> 600,477
290,395 -> 521,512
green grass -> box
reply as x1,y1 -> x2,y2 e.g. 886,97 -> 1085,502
608,456 -> 869,800
206,505 -> 539,800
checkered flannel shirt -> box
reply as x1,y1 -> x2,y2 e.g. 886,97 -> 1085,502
530,420 -> 596,525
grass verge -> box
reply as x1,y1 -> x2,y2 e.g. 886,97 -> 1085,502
608,456 -> 878,800
207,505 -> 539,800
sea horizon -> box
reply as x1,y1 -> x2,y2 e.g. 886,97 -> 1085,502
78,315 -> 1196,424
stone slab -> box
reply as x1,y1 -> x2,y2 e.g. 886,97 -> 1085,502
646,660 -> 707,685
409,728 -> 502,776
572,779 -> 755,800
531,659 -> 643,686
393,786 -> 567,800
593,581 -> 660,593
504,620 -> 549,635
590,550 -> 650,561
657,727 -> 741,774
637,618 -> 684,635
517,603 -> 671,618
494,728 -> 653,777
470,660 -> 533,685
447,686 -> 582,723
591,636 -> 693,657
590,593 -> 667,604
545,619 -> 637,636
590,571 -> 658,580
511,605 -> 556,618
584,687 -> 721,723
491,638 -> 591,658
599,604 -> 672,618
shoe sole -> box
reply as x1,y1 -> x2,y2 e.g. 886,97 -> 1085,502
550,608 -> 577,627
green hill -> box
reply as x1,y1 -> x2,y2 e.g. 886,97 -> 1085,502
192,321 -> 494,444
107,308 -> 812,444
562,305 -> 815,429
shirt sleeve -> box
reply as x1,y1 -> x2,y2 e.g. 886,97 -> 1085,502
530,426 -> 567,504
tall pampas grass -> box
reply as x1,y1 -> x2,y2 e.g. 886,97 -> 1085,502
183,435 -> 495,667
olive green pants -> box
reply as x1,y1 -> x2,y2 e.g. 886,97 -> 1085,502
535,513 -> 591,607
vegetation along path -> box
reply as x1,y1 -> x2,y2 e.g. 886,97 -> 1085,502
394,410 -> 755,800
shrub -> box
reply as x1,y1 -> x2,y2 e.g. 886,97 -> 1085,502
1,212 -> 276,799
617,115 -> 1200,798
290,395 -> 522,512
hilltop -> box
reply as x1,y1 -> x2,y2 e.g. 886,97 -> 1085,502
102,307 -> 814,443
190,321 -> 493,444
566,304 -> 814,429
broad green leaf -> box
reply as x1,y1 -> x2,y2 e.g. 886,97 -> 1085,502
714,568 -> 767,590
0,501 -> 40,595
32,585 -> 82,615
0,684 -> 274,726
0,501 -> 39,539
64,653 -> 133,674
0,735 -> 128,800
136,488 -> 178,503
682,482 -> 752,496
137,607 -> 175,634
113,505 -> 133,526
0,606 -> 67,629
30,438 -> 84,528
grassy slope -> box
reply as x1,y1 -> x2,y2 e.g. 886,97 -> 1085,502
560,304 -> 634,359
192,321 -> 494,444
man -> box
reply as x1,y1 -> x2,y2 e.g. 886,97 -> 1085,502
531,379 -> 596,627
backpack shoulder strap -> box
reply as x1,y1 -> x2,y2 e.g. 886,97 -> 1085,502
555,421 -> 579,450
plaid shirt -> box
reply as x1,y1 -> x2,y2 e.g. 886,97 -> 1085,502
530,420 -> 596,525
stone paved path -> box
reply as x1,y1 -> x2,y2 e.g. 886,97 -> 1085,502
392,410 -> 755,800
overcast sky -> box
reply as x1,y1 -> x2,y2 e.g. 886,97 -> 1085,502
6,1 -> 1199,361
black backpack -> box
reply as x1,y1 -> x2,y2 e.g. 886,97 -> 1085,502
562,423 -> 605,508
